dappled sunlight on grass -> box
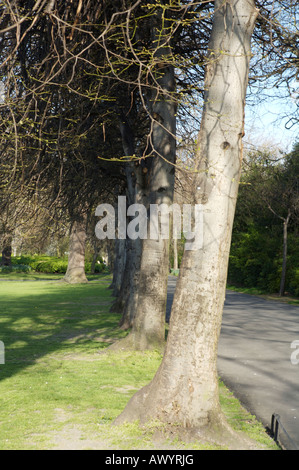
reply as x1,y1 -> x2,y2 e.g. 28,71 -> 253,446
0,277 -> 278,450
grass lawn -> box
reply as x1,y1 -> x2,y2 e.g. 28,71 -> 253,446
0,273 -> 279,450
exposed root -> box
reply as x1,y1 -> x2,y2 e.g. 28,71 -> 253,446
115,412 -> 264,450
113,385 -> 265,450
108,332 -> 165,353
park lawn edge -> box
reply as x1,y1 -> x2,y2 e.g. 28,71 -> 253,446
0,276 -> 279,450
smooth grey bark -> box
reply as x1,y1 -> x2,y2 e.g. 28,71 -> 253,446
64,215 -> 88,284
115,0 -> 258,444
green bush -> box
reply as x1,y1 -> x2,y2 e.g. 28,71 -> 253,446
85,262 -> 105,273
0,264 -> 32,273
13,255 -> 38,266
228,224 -> 299,296
289,269 -> 299,297
33,259 -> 68,273
228,225 -> 282,293
10,255 -> 106,274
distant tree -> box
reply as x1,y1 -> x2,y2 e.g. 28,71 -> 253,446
229,144 -> 299,296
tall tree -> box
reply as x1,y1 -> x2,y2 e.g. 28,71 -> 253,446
230,145 -> 299,296
115,0 -> 258,446
107,0 -> 212,348
112,1 -> 177,351
0,0 -> 125,282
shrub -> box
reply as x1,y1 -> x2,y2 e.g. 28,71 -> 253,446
228,225 -> 282,292
0,264 -> 32,273
33,259 -> 68,273
9,255 -> 107,274
85,262 -> 105,273
289,269 -> 299,297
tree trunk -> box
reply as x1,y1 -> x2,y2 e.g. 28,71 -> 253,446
112,168 -> 144,324
110,238 -> 133,314
279,209 -> 291,297
109,115 -> 142,317
110,238 -> 127,296
113,10 -> 177,351
173,237 -> 178,271
90,242 -> 99,275
116,236 -> 142,328
64,215 -> 88,284
114,0 -> 258,446
1,234 -> 12,266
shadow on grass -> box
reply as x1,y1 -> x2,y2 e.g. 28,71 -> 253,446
0,275 -> 127,382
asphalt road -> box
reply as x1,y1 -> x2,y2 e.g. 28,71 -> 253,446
166,276 -> 299,450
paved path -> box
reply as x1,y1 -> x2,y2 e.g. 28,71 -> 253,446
166,277 -> 299,450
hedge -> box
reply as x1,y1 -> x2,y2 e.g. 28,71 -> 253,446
0,255 -> 106,274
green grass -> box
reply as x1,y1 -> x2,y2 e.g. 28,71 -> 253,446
0,276 -> 279,450
0,271 -> 105,281
219,381 -> 278,449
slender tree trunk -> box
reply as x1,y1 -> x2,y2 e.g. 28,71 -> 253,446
90,243 -> 99,275
64,214 -> 88,284
12,229 -> 22,257
279,209 -> 291,297
115,0 -> 258,446
173,237 -> 178,271
106,239 -> 114,271
110,193 -> 128,299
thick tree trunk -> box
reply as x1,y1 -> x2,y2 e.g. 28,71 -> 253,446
118,236 -> 142,329
1,234 -> 12,266
110,238 -> 127,296
115,0 -> 258,446
279,209 -> 291,297
113,16 -> 177,351
110,237 -> 135,314
64,215 -> 88,284
110,135 -> 143,318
